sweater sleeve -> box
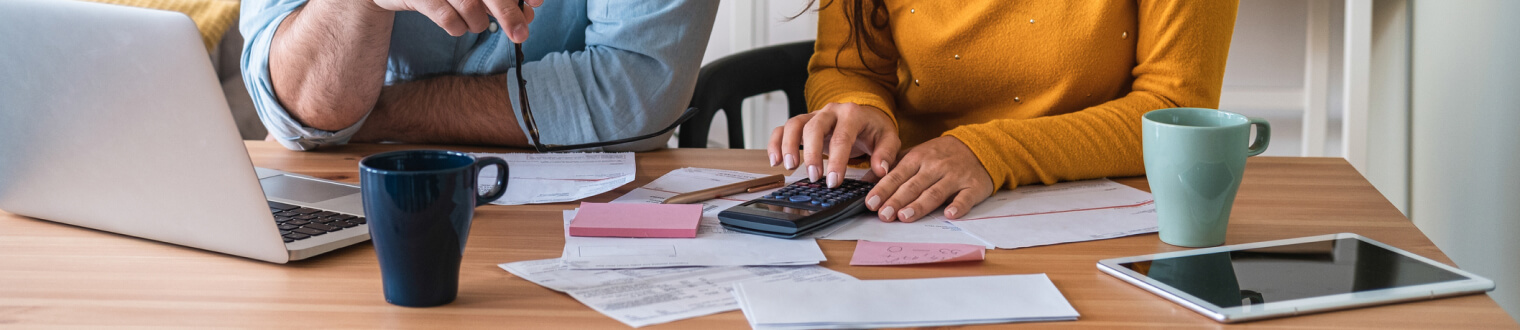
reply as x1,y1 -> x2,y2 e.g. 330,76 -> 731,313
805,0 -> 899,124
943,0 -> 1239,190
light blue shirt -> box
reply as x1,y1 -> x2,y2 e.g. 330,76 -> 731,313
240,0 -> 718,151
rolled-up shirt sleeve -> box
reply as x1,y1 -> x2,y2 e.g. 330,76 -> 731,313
239,0 -> 368,151
509,0 -> 718,152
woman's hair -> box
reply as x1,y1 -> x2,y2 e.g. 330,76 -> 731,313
792,0 -> 894,75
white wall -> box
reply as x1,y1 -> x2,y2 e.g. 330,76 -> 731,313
1409,0 -> 1520,321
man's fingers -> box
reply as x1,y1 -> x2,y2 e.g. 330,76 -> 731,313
482,0 -> 531,42
450,0 -> 490,33
944,186 -> 992,220
824,118 -> 861,188
414,0 -> 469,36
800,112 -> 837,182
779,113 -> 812,170
899,181 -> 958,223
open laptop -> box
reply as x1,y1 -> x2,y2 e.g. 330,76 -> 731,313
0,0 -> 369,263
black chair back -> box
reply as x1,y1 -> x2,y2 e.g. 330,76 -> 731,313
679,41 -> 815,148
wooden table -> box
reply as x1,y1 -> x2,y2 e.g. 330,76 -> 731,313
1,141 -> 1514,329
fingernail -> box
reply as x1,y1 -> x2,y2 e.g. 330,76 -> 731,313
513,25 -> 528,42
769,153 -> 778,167
945,206 -> 959,219
827,172 -> 840,188
879,160 -> 890,172
808,165 -> 820,182
899,208 -> 915,221
784,154 -> 796,170
866,195 -> 881,209
880,206 -> 896,221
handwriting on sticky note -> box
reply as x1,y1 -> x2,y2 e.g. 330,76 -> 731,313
849,240 -> 985,266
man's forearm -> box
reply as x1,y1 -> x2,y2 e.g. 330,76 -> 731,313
351,75 -> 530,147
269,1 -> 394,131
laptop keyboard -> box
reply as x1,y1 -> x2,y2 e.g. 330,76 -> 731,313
267,201 -> 366,243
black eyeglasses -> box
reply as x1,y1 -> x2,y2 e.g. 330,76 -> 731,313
511,0 -> 697,152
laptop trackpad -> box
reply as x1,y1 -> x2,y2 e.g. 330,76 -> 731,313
260,175 -> 359,204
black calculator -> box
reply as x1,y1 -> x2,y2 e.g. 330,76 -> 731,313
717,178 -> 875,238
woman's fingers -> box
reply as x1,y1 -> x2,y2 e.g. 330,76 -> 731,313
878,167 -> 942,222
865,157 -> 915,213
800,111 -> 836,182
898,181 -> 959,223
944,186 -> 993,219
824,116 -> 862,188
779,113 -> 812,170
767,126 -> 784,167
868,130 -> 900,179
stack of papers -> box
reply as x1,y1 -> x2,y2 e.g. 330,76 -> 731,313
568,202 -> 702,238
470,152 -> 636,205
501,259 -> 857,328
732,274 -> 1079,329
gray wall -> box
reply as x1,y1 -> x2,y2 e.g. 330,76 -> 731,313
1410,0 -> 1520,321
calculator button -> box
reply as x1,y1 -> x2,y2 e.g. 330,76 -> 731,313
788,195 -> 812,203
810,199 -> 822,205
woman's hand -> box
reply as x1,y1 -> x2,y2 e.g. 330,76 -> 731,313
767,103 -> 900,188
865,136 -> 994,222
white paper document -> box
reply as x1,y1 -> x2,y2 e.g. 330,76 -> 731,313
732,274 -> 1079,329
940,179 -> 1159,249
470,152 -> 635,205
500,258 -> 857,328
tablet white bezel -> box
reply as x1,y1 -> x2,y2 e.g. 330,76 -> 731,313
1096,233 -> 1495,323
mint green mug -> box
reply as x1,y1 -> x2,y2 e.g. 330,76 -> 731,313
1142,108 -> 1269,247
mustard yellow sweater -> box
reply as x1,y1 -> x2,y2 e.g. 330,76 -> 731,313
806,0 -> 1238,190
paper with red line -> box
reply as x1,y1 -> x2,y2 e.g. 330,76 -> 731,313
470,152 -> 636,205
820,177 -> 1157,250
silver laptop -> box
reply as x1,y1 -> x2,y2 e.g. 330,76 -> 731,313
0,0 -> 369,263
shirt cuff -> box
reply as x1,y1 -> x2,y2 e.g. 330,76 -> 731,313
241,2 -> 369,151
509,56 -> 603,152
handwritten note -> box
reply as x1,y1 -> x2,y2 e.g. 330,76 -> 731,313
849,240 -> 985,266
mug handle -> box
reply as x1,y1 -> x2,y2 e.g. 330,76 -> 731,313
1246,117 -> 1271,157
473,157 -> 510,207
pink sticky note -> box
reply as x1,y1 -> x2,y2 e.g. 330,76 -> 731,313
849,240 -> 986,266
568,202 -> 703,238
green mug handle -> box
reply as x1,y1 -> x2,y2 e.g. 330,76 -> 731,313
1246,117 -> 1271,157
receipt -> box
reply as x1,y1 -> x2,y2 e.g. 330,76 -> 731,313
501,259 -> 857,328
470,152 -> 636,205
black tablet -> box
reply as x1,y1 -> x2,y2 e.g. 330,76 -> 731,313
1097,233 -> 1495,323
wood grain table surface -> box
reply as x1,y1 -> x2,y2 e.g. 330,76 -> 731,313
0,141 -> 1513,329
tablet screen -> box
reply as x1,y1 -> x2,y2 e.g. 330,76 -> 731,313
1117,238 -> 1469,308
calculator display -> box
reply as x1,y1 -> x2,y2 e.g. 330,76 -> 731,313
736,201 -> 818,217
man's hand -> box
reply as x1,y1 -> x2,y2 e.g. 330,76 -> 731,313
370,0 -> 542,41
864,136 -> 995,223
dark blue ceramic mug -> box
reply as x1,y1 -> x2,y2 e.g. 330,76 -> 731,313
359,150 -> 508,307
